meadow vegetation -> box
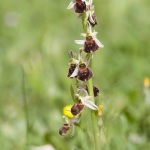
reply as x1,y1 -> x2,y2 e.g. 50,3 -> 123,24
0,0 -> 150,149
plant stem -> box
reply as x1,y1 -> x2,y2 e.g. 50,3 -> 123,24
82,11 -> 100,150
82,12 -> 87,33
87,69 -> 100,150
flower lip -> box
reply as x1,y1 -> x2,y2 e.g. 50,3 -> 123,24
77,65 -> 93,81
71,101 -> 84,116
74,1 -> 87,13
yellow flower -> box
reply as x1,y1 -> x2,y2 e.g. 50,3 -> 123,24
63,105 -> 74,118
98,104 -> 103,116
144,77 -> 150,88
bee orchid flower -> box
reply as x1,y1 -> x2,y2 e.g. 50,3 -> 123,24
67,0 -> 92,13
68,50 -> 93,81
75,26 -> 104,53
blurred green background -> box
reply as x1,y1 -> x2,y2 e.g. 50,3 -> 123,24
0,0 -> 150,149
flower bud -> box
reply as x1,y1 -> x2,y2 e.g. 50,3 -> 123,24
59,123 -> 70,136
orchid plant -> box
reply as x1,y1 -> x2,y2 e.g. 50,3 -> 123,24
59,0 -> 104,149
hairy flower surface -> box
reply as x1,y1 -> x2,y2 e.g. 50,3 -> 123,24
71,101 -> 84,115
77,63 -> 93,81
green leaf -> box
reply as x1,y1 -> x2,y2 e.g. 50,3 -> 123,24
70,83 -> 76,102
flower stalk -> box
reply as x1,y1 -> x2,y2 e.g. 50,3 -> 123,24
59,0 -> 104,149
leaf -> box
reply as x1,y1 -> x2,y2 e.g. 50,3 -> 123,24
70,83 -> 77,102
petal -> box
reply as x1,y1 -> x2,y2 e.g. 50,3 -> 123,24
81,33 -> 86,37
75,40 -> 85,45
78,49 -> 82,60
91,31 -> 97,37
85,1 -> 92,6
68,50 -> 74,59
77,88 -> 89,97
89,12 -> 95,24
83,99 -> 98,110
70,66 -> 79,77
70,124 -> 75,137
95,38 -> 104,48
84,96 -> 92,100
89,0 -> 93,4
67,0 -> 75,9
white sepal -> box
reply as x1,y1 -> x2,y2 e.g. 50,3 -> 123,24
75,40 -> 85,45
70,124 -> 75,137
89,13 -> 95,24
81,33 -> 86,37
70,65 -> 79,77
95,38 -> 104,48
83,99 -> 98,110
86,1 -> 92,6
67,0 -> 75,9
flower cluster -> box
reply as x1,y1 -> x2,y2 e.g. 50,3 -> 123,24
59,0 -> 104,136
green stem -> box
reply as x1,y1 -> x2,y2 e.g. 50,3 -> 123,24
87,71 -> 100,150
81,11 -> 100,149
82,12 -> 87,33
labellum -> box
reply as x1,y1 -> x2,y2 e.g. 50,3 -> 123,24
71,101 -> 84,116
77,63 -> 93,81
84,36 -> 99,53
74,0 -> 87,13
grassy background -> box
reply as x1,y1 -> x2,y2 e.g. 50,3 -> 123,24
0,0 -> 150,149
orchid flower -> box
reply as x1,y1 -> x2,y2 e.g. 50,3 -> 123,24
68,50 -> 93,80
75,88 -> 98,110
75,25 -> 104,53
67,0 -> 92,13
